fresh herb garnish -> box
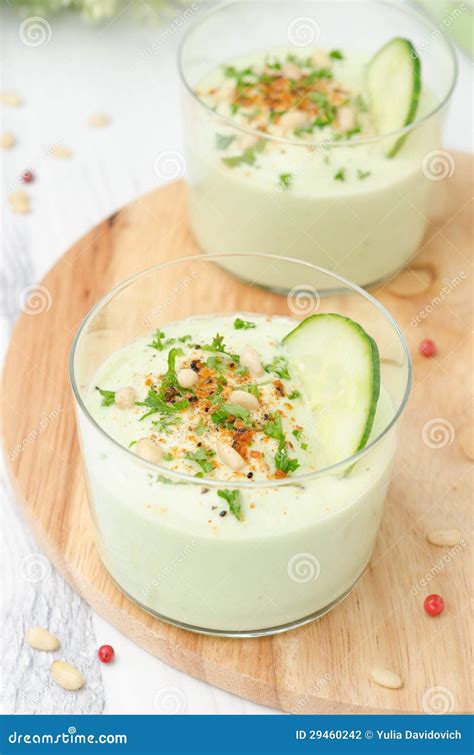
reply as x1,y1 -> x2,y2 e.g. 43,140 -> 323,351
215,133 -> 236,150
275,444 -> 300,474
222,140 -> 265,169
152,415 -> 182,433
245,383 -> 260,398
186,447 -> 215,474
195,419 -> 207,436
263,413 -> 286,444
264,356 -> 291,380
329,49 -> 344,60
202,335 -> 239,362
137,387 -> 189,421
178,334 -> 193,343
211,403 -> 251,427
96,387 -> 116,407
160,347 -> 184,393
149,329 -> 175,351
288,390 -> 301,400
278,173 -> 293,191
234,317 -> 256,330
334,168 -> 346,182
217,489 -> 244,521
292,428 -> 303,441
206,355 -> 227,374
357,169 -> 371,180
163,452 -> 173,461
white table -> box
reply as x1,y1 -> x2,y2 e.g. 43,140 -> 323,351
1,5 -> 472,715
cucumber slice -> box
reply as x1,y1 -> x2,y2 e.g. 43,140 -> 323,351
283,314 -> 380,467
366,37 -> 421,157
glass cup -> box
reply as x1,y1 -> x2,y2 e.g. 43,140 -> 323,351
70,254 -> 411,636
179,0 -> 457,292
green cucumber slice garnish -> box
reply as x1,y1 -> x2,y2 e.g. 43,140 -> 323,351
283,314 -> 380,467
366,37 -> 421,157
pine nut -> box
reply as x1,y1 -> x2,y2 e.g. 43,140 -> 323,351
51,660 -> 84,691
1,131 -> 16,149
240,348 -> 263,376
26,627 -> 59,651
89,112 -> 111,128
135,438 -> 163,464
370,667 -> 403,689
177,368 -> 198,389
115,386 -> 136,409
426,529 -> 462,547
229,389 -> 259,411
216,440 -> 245,471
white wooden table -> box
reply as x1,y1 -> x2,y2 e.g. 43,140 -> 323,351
1,4 -> 472,715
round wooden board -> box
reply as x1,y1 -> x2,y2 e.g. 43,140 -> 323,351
3,153 -> 472,714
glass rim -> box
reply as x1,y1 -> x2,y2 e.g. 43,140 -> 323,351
70,252 -> 412,489
177,0 -> 458,150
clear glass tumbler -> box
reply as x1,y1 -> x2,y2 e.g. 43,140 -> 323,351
70,254 -> 411,636
179,0 -> 457,292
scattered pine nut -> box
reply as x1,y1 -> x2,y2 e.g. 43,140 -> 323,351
135,437 -> 163,464
1,131 -> 16,149
240,348 -> 263,376
50,144 -> 73,159
216,440 -> 245,471
1,91 -> 23,107
426,529 -> 462,547
51,660 -> 84,691
370,667 -> 403,690
88,112 -> 111,128
26,627 -> 60,651
177,368 -> 198,389
229,389 -> 259,411
8,190 -> 31,214
115,386 -> 136,409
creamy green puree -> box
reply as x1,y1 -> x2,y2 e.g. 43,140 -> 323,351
82,313 -> 396,632
186,47 -> 440,289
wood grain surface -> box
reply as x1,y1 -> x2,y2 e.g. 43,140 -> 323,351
2,153 -> 472,714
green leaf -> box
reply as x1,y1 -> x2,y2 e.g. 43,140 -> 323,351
357,169 -> 371,180
334,168 -> 346,182
278,173 -> 293,191
215,133 -> 235,150
264,356 -> 291,380
195,419 -> 207,436
263,414 -> 285,444
186,446 -> 216,474
329,50 -> 344,60
275,444 -> 300,474
148,329 -> 175,351
245,383 -> 260,398
222,147 -> 256,168
96,387 -> 116,407
288,390 -> 301,400
217,489 -> 244,521
233,318 -> 256,330
211,403 -> 251,427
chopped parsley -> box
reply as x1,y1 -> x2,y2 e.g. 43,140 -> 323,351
334,168 -> 346,182
278,173 -> 293,191
288,390 -> 301,400
152,415 -> 182,433
137,387 -> 189,421
206,355 -> 227,374
202,334 -> 239,362
275,444 -> 300,474
160,347 -> 184,394
211,403 -> 251,427
264,356 -> 291,380
263,413 -> 286,444
245,383 -> 260,398
186,447 -> 215,474
357,169 -> 371,180
215,133 -> 235,150
329,50 -> 344,60
149,329 -> 175,351
222,140 -> 265,169
163,452 -> 173,461
217,489 -> 244,521
234,317 -> 256,330
96,387 -> 116,407
292,428 -> 303,441
195,419 -> 207,436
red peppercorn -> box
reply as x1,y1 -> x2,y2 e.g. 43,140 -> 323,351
419,338 -> 436,357
424,594 -> 445,617
20,169 -> 35,184
98,644 -> 115,663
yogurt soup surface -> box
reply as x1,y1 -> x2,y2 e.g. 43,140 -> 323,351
82,312 -> 396,631
185,46 -> 440,288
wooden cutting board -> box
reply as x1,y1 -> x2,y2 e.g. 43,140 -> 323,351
3,152 -> 472,714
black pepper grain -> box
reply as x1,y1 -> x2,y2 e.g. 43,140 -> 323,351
219,510 -> 227,517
